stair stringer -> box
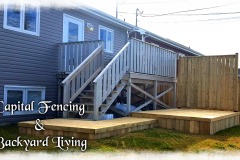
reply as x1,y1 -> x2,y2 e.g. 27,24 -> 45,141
100,80 -> 127,114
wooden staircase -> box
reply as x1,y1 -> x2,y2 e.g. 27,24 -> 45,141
60,39 -> 179,121
68,80 -> 127,119
62,42 -> 130,120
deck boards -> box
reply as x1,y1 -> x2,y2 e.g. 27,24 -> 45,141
19,109 -> 240,138
132,109 -> 239,122
18,117 -> 157,139
131,109 -> 240,135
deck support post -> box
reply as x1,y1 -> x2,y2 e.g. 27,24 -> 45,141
93,82 -> 99,121
127,79 -> 132,115
172,82 -> 177,108
63,82 -> 69,118
153,80 -> 158,110
57,83 -> 62,118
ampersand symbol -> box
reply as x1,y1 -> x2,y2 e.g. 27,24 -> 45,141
35,119 -> 45,131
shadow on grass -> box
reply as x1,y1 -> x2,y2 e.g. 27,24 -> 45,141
1,124 -> 240,152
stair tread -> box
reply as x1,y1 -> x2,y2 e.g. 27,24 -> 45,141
73,103 -> 108,107
84,90 -> 94,93
80,96 -> 94,99
68,110 -> 94,113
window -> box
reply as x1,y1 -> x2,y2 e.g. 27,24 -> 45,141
3,85 -> 45,116
63,14 -> 84,42
99,26 -> 114,53
3,3 -> 40,36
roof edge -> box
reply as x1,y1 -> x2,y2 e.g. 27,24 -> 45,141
62,0 -> 204,56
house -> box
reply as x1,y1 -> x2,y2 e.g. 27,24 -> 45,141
0,1 -> 202,125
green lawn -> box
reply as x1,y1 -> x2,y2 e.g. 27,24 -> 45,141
1,124 -> 240,152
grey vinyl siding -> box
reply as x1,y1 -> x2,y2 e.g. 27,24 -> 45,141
63,9 -> 128,63
0,7 -> 128,124
0,8 -> 61,124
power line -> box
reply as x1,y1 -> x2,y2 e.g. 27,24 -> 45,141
123,0 -> 189,5
119,11 -> 136,14
140,0 -> 240,17
119,11 -> 240,16
142,16 -> 240,23
163,11 -> 240,16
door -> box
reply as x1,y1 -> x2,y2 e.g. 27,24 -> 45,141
63,14 -> 84,42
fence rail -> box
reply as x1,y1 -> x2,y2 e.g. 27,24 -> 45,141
130,39 -> 177,78
58,40 -> 103,72
177,54 -> 239,111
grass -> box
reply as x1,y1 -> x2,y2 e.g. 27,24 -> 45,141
1,124 -> 240,152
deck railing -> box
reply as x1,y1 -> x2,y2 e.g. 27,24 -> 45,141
93,42 -> 130,120
62,45 -> 104,117
58,40 -> 103,73
130,38 -> 177,78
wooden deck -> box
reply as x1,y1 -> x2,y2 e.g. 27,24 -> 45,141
59,39 -> 178,120
18,109 -> 240,139
132,109 -> 240,134
18,117 -> 157,140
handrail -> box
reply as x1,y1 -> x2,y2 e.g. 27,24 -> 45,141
93,42 -> 130,83
62,45 -> 103,84
62,44 -> 104,114
59,40 -> 102,45
93,42 -> 130,120
58,40 -> 102,72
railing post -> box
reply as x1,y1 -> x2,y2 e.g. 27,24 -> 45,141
58,44 -> 62,72
63,81 -> 70,118
93,82 -> 99,120
101,43 -> 105,68
172,82 -> 177,108
153,80 -> 157,110
127,79 -> 132,115
127,39 -> 131,71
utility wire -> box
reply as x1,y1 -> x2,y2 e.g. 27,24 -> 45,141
142,16 -> 240,23
162,11 -> 240,16
140,1 -> 240,17
123,0 -> 189,4
119,11 -> 240,16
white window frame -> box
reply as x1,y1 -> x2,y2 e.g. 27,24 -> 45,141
3,85 -> 46,116
99,25 -> 114,53
3,2 -> 40,36
63,14 -> 84,43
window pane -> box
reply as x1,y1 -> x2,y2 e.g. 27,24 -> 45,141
100,29 -> 107,49
68,22 -> 79,42
27,91 -> 42,110
24,5 -> 37,32
7,90 -> 23,104
107,31 -> 112,41
7,4 -> 21,28
107,31 -> 112,51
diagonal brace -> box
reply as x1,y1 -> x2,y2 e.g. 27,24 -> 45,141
130,83 -> 172,110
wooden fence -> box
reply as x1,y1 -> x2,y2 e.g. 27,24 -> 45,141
177,54 -> 239,111
239,77 -> 240,110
